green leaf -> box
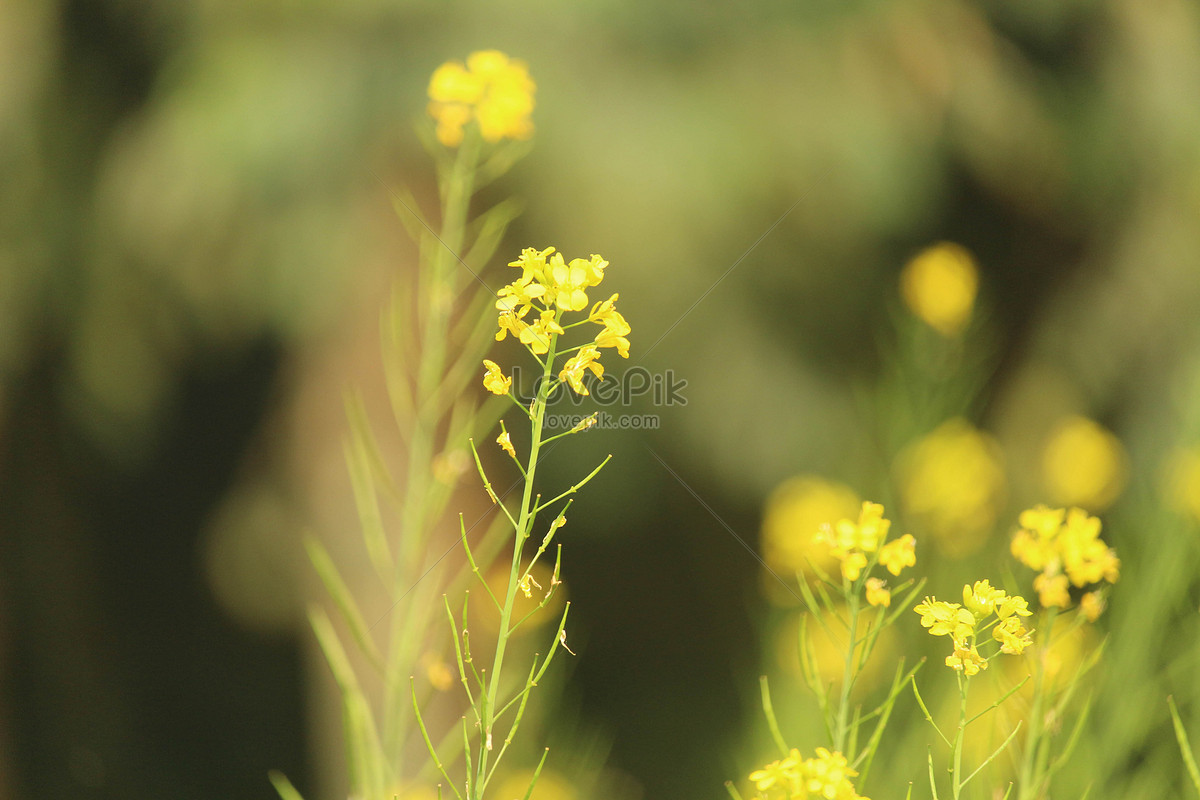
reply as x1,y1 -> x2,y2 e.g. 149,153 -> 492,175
305,536 -> 383,671
268,770 -> 306,800
308,605 -> 388,799
1170,696 -> 1200,796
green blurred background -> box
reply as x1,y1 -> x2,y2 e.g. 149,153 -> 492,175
3,0 -> 1200,798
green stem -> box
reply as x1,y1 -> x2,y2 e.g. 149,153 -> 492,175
953,673 -> 968,800
834,587 -> 861,752
384,128 -> 481,769
474,323 -> 558,798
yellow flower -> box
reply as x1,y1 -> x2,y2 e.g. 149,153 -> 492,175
1012,505 -> 1119,614
865,577 -> 891,608
546,253 -> 592,312
749,749 -> 802,791
496,275 -> 546,317
427,50 -> 534,147
594,325 -> 631,358
829,502 -> 890,553
558,346 -> 604,395
840,551 -> 868,582
994,593 -> 1032,619
946,642 -> 987,676
899,241 -> 979,336
1033,573 -> 1070,608
482,359 -> 511,395
497,431 -> 516,458
518,309 -> 564,355
1042,416 -> 1127,511
760,476 -> 860,591
508,245 -> 556,284
895,419 -> 1005,558
963,579 -> 1006,618
802,748 -> 866,800
914,598 -> 975,640
878,533 -> 916,576
1080,590 -> 1106,622
1163,445 -> 1200,522
993,615 -> 1033,655
588,293 -> 629,332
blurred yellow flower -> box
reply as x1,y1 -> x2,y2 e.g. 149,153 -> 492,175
777,607 -> 897,691
760,476 -> 861,582
895,418 -> 1006,557
476,559 -> 564,636
748,748 -> 867,799
482,359 -> 511,395
865,577 -> 891,608
878,533 -> 916,576
1041,415 -> 1127,511
497,430 -> 516,458
1012,505 -> 1119,615
815,501 -> 908,584
899,241 -> 979,336
1162,445 -> 1200,522
494,768 -> 576,800
427,50 -> 535,147
419,651 -> 455,691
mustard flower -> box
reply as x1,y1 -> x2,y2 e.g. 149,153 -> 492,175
840,551 -> 868,582
1080,590 -> 1106,622
899,241 -> 979,336
877,533 -> 915,576
802,748 -> 867,800
749,749 -> 802,791
914,598 -> 975,640
865,577 -> 891,608
962,579 -> 1006,617
946,642 -> 987,676
497,431 -> 516,459
496,274 -> 546,317
594,324 -> 631,358
427,50 -> 535,147
993,615 -> 1033,655
495,310 -> 529,344
1033,573 -> 1070,609
1012,505 -> 1119,616
482,359 -> 511,395
559,346 -> 604,396
518,309 -> 565,355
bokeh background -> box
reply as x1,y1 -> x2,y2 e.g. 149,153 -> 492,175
3,0 -> 1200,798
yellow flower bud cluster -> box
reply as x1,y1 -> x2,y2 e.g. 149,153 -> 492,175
749,747 -> 868,800
815,502 -> 915,607
482,246 -> 630,398
1010,506 -> 1119,619
427,50 -> 535,147
914,580 -> 1034,676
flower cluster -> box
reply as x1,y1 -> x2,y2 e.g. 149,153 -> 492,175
914,580 -> 1033,676
483,246 -> 630,399
427,50 -> 535,147
1010,506 -> 1120,618
748,747 -> 869,800
815,502 -> 915,605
